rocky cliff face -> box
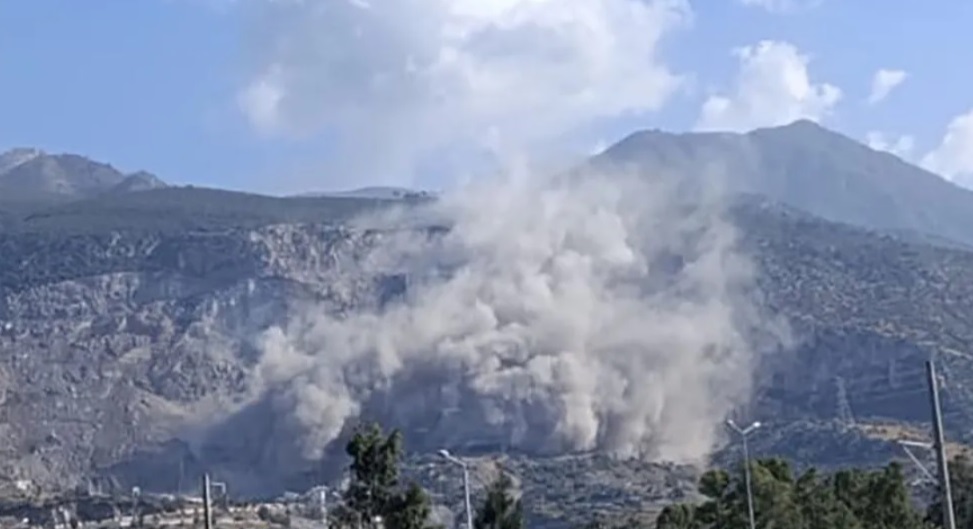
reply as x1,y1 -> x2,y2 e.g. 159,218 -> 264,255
1,195 -> 972,501
0,225 -> 391,495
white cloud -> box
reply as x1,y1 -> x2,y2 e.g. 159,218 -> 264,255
695,40 -> 841,132
867,69 -> 907,105
235,0 -> 692,187
738,0 -> 821,14
921,108 -> 973,188
237,64 -> 286,136
865,131 -> 915,159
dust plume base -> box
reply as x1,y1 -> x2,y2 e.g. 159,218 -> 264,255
246,165 -> 785,471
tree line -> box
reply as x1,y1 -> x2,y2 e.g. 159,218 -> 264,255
333,421 -> 973,529
655,458 -> 925,529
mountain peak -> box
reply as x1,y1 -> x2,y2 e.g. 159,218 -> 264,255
111,171 -> 169,194
593,120 -> 973,246
778,118 -> 822,130
749,119 -> 838,139
0,147 -> 44,174
0,149 -> 167,202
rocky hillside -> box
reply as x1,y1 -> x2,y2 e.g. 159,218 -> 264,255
0,221 -> 387,491
0,187 -> 971,504
2,129 -> 973,526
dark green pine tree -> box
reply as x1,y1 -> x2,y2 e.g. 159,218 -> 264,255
344,422 -> 403,520
794,467 -> 860,529
386,482 -> 436,529
342,422 -> 439,529
474,472 -> 525,529
655,504 -> 701,529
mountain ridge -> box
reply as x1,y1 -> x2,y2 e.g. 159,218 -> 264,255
2,121 -> 973,520
592,119 -> 973,246
294,186 -> 437,200
0,148 -> 167,202
6,119 -> 971,247
1,195 -> 971,497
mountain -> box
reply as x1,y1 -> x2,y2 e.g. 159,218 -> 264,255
592,120 -> 973,246
2,125 -> 973,525
0,148 -> 43,175
1,187 -> 972,488
297,186 -> 436,200
0,149 -> 167,202
0,186 -> 417,236
108,171 -> 168,194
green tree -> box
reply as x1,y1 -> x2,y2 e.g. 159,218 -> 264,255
749,458 -> 803,529
655,504 -> 700,529
655,457 -> 931,529
386,483 -> 436,529
860,462 -> 926,529
793,468 -> 859,529
341,422 -> 438,529
474,472 -> 524,529
693,468 -> 737,529
576,515 -> 652,529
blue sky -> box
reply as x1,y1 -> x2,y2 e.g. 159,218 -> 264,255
2,0 -> 972,194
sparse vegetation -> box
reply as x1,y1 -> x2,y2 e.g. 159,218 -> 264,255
0,186 -> 404,235
340,426 -> 973,528
3,151 -> 973,526
473,472 -> 524,529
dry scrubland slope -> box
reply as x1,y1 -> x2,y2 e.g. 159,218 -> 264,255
0,122 -> 971,523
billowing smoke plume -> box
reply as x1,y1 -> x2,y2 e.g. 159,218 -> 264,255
251,163 -> 785,465
224,0 -> 785,473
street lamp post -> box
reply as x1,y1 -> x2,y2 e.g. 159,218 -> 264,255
726,419 -> 762,529
439,449 -> 473,529
311,485 -> 330,528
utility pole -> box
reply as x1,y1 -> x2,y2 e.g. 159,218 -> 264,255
202,473 -> 213,529
928,360 -> 957,529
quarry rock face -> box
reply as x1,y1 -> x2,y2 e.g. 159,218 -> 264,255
0,225 -> 383,495
0,198 -> 972,501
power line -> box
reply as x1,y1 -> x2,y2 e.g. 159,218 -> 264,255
776,359 -> 960,529
834,376 -> 856,425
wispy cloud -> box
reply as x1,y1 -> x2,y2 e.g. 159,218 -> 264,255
867,68 -> 907,105
922,108 -> 973,188
865,131 -> 915,159
738,0 -> 822,14
234,0 -> 692,187
695,40 -> 841,132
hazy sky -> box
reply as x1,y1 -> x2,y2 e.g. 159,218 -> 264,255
2,0 -> 972,194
